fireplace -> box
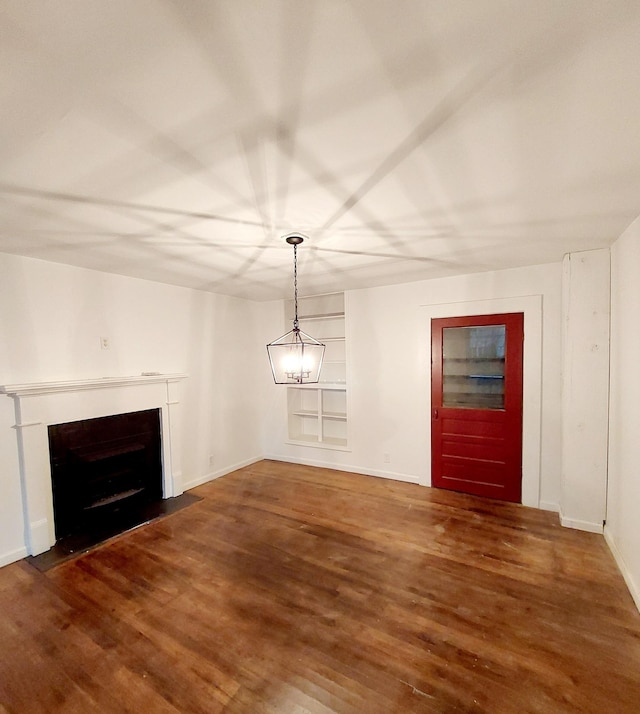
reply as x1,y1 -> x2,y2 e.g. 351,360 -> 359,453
0,373 -> 186,557
49,409 -> 163,541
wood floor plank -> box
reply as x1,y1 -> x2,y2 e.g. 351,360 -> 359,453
0,459 -> 639,713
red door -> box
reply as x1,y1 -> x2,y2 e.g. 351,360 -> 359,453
431,313 -> 524,502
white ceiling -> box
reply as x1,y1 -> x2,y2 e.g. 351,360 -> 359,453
1,1 -> 639,301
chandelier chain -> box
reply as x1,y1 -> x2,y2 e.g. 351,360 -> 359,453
293,243 -> 299,329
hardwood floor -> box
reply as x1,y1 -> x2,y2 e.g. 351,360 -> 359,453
1,460 -> 639,713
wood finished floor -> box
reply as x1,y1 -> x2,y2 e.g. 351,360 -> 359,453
1,460 -> 639,713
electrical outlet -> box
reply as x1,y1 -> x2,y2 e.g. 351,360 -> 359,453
100,337 -> 110,350
208,454 -> 215,467
383,452 -> 390,464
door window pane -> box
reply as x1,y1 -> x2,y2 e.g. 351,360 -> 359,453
442,325 -> 505,409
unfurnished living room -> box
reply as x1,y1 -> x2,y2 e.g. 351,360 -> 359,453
1,2 -> 639,712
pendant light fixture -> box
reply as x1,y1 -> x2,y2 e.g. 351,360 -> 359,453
267,234 -> 325,384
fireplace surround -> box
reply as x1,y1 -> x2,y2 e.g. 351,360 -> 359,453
0,374 -> 186,556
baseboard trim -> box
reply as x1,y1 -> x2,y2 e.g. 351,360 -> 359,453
539,500 -> 560,513
29,518 -> 53,556
559,512 -> 604,534
604,527 -> 640,613
181,456 -> 263,491
264,453 -> 420,485
0,546 -> 29,568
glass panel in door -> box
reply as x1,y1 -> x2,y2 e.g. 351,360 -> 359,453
442,325 -> 506,409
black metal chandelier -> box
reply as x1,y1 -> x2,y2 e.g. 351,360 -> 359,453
267,234 -> 325,384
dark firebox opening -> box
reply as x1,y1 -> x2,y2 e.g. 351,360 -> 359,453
49,409 -> 163,541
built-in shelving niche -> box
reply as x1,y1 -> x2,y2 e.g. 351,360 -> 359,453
284,292 -> 348,450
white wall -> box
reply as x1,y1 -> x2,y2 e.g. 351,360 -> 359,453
606,220 -> 640,610
0,253 -> 270,565
560,250 -> 610,532
266,262 -> 563,510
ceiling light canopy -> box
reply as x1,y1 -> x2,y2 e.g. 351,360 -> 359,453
267,234 -> 325,384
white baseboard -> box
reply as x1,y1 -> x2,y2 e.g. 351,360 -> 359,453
264,453 -> 420,485
539,500 -> 559,513
604,528 -> 640,614
559,511 -> 604,534
181,455 -> 263,492
29,518 -> 54,555
0,546 -> 29,568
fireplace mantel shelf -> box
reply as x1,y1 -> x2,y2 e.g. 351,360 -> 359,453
0,373 -> 188,398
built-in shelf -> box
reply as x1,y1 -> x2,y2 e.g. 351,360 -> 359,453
291,382 -> 346,390
284,292 -> 348,450
295,312 -> 345,321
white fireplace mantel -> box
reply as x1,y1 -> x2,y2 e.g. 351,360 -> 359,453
0,373 -> 187,398
1,373 -> 188,556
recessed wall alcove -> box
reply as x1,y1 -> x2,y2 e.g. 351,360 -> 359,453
0,374 -> 187,556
